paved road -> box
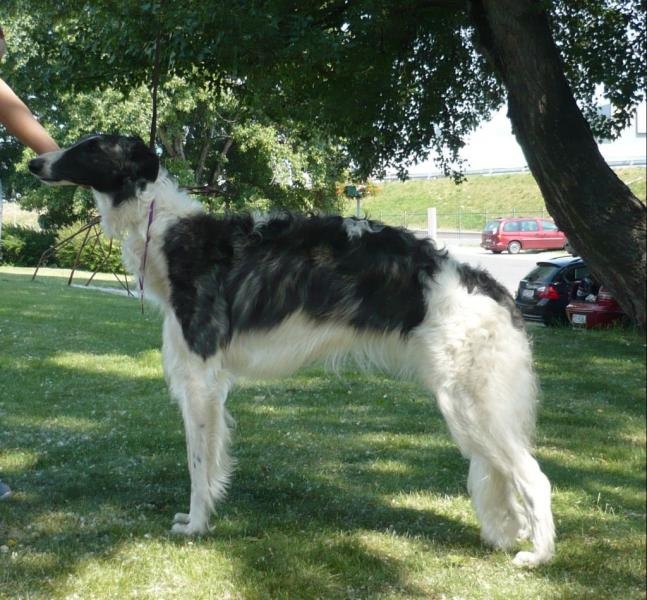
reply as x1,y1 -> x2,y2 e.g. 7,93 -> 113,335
436,231 -> 481,246
413,229 -> 568,293
411,230 -> 481,246
444,244 -> 568,294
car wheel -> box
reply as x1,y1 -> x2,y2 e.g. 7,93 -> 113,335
507,241 -> 522,254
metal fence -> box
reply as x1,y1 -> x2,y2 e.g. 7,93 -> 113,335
370,207 -> 551,236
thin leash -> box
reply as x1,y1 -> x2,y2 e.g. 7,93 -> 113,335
138,199 -> 156,314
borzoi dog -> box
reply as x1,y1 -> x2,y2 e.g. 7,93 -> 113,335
29,134 -> 555,566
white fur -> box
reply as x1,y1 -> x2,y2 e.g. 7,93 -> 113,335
94,173 -> 555,566
342,217 -> 384,239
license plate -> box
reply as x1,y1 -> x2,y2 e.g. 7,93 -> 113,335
572,313 -> 587,325
522,288 -> 534,299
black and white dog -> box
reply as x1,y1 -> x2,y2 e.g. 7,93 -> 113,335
29,135 -> 554,565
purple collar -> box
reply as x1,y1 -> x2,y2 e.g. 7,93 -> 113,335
138,200 -> 156,313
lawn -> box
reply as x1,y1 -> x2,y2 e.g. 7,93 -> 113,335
0,266 -> 645,599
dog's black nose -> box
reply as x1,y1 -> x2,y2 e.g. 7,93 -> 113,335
28,157 -> 45,175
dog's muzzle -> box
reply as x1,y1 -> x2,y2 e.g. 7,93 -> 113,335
28,152 -> 65,184
28,157 -> 47,178
29,157 -> 45,172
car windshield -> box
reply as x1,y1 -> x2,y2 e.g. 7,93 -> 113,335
524,264 -> 560,283
483,220 -> 500,233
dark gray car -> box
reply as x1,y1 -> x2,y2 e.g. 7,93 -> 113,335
515,256 -> 589,325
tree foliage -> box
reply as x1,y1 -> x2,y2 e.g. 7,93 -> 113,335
1,1 -> 645,324
4,0 -> 642,177
1,4 -> 350,225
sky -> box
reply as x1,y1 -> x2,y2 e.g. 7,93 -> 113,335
403,101 -> 647,178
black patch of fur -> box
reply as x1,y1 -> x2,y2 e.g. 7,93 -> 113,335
163,214 -> 448,359
457,263 -> 525,329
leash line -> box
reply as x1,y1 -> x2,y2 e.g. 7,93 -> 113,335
138,199 -> 156,314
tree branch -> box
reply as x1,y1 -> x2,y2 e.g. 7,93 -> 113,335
209,136 -> 234,187
148,0 -> 165,149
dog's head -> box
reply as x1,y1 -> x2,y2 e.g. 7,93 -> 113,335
29,134 -> 159,206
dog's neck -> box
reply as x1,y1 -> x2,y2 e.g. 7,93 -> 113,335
93,169 -> 202,239
93,169 -> 204,307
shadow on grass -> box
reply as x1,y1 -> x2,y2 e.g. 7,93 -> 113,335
3,364 -> 645,597
1,358 -> 480,598
1,271 -> 645,597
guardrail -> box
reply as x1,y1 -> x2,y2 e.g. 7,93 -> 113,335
368,208 -> 552,237
380,158 -> 646,181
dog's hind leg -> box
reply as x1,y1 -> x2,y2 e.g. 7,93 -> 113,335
416,310 -> 554,565
467,455 -> 529,550
433,381 -> 554,566
468,434 -> 554,567
508,456 -> 554,566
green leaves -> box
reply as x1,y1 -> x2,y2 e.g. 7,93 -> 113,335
2,6 -> 348,222
550,0 -> 645,139
2,0 -> 644,216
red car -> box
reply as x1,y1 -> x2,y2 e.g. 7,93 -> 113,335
566,286 -> 627,329
481,217 -> 567,254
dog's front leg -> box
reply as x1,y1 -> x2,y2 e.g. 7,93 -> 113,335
171,375 -> 234,535
171,376 -> 214,535
163,314 -> 220,536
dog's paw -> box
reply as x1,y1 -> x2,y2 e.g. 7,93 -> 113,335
512,550 -> 552,567
171,522 -> 195,535
170,521 -> 205,536
169,513 -> 209,536
173,512 -> 191,525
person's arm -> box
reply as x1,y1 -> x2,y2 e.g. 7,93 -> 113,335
0,77 -> 59,154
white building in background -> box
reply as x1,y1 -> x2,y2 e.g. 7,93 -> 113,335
402,100 -> 646,178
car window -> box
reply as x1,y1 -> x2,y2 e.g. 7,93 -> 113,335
520,219 -> 539,232
483,220 -> 500,233
562,268 -> 576,283
524,265 -> 559,283
561,265 -> 589,283
503,221 -> 520,232
541,220 -> 558,231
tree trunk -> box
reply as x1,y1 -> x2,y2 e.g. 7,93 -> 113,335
158,125 -> 186,161
470,0 -> 646,329
195,122 -> 216,185
209,136 -> 234,187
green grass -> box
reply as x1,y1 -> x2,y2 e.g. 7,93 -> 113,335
1,266 -> 645,599
350,167 -> 646,231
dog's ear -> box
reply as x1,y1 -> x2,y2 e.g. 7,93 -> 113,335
124,137 -> 159,184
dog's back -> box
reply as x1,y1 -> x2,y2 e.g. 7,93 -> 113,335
161,212 -> 522,362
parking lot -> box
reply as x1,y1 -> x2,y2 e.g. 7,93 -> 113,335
443,244 -> 569,294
